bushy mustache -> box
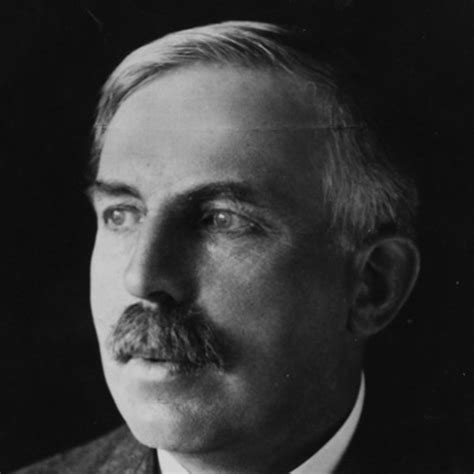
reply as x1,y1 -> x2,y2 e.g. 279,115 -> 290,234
107,302 -> 225,370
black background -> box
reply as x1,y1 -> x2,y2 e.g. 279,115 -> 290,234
1,1 -> 473,471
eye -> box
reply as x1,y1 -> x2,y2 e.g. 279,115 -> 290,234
102,206 -> 142,232
201,210 -> 257,234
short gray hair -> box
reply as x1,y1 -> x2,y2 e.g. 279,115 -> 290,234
92,20 -> 418,251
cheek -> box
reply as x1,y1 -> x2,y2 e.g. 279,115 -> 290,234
200,243 -> 346,360
89,237 -> 129,342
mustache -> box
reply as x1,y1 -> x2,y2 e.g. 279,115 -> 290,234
107,302 -> 225,370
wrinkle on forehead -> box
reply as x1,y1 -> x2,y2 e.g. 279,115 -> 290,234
103,64 -> 336,137
104,125 -> 354,131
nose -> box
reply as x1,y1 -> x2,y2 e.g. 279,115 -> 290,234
124,216 -> 192,304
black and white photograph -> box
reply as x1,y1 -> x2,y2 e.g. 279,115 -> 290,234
1,1 -> 473,472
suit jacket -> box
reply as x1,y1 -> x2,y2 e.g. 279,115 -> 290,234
14,386 -> 472,473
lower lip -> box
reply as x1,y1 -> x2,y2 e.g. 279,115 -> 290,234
122,358 -> 200,382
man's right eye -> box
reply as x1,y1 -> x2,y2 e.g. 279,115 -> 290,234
101,206 -> 142,232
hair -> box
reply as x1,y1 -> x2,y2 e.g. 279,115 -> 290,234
91,21 -> 418,251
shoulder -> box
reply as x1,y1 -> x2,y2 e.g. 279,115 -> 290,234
14,426 -> 152,474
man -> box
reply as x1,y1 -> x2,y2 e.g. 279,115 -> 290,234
16,21 -> 468,473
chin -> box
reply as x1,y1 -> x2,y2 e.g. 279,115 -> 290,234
110,383 -> 197,450
125,405 -> 194,450
105,366 -> 231,453
122,398 -> 233,454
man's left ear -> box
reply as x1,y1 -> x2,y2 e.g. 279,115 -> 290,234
348,237 -> 420,338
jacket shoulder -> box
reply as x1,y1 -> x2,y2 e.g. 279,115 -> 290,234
14,426 -> 150,474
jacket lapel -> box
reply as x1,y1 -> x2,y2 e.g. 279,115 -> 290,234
96,430 -> 158,474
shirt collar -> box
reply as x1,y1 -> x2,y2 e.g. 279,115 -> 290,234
158,449 -> 188,474
158,373 -> 365,474
290,373 -> 365,474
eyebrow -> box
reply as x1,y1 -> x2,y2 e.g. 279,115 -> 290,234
86,179 -> 265,208
180,182 -> 262,206
86,181 -> 142,202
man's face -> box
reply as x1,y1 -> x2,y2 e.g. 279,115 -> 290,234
90,65 -> 358,456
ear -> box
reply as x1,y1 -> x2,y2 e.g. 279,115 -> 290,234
348,237 -> 420,338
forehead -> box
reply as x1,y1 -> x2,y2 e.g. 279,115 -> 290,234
98,65 -> 331,219
108,64 -> 321,131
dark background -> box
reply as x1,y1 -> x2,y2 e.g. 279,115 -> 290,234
1,0 -> 472,471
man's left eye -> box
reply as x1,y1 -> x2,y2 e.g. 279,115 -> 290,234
201,210 -> 257,234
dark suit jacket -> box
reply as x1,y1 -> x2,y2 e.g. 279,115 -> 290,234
14,386 -> 472,473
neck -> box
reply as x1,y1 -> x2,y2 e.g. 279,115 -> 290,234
163,370 -> 362,474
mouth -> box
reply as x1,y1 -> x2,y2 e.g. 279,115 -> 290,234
125,351 -> 177,362
119,356 -> 211,384
125,351 -> 193,365
140,356 -> 173,363
125,354 -> 206,373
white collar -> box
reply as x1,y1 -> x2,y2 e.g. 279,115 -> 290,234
158,374 -> 365,474
290,373 -> 365,474
158,449 -> 188,474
